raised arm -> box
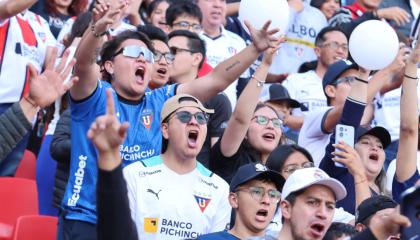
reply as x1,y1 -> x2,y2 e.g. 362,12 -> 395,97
88,89 -> 136,240
0,0 -> 37,20
177,21 -> 279,102
70,1 -> 126,100
220,38 -> 283,157
0,48 -> 77,160
395,39 -> 420,183
322,68 -> 370,133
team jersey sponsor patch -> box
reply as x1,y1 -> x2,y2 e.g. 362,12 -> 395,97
144,218 -> 159,233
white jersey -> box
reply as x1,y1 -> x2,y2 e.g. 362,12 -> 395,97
123,156 -> 231,240
270,3 -> 327,74
298,107 -> 332,166
282,70 -> 327,116
386,152 -> 420,193
201,27 -> 250,109
373,83 -> 420,141
0,11 -> 56,103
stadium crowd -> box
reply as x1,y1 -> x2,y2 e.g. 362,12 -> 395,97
0,0 -> 419,239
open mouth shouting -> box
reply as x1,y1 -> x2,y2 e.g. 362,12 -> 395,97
187,130 -> 199,148
309,222 -> 326,239
368,153 -> 379,162
135,66 -> 146,84
255,209 -> 269,222
156,67 -> 168,77
262,132 -> 275,141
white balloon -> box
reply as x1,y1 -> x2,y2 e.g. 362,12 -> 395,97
349,20 -> 399,70
238,0 -> 289,36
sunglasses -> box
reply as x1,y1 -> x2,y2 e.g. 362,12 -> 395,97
169,46 -> 195,55
154,51 -> 175,64
171,111 -> 209,125
253,115 -> 283,128
113,45 -> 154,63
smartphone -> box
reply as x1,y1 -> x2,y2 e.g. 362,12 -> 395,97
400,186 -> 420,240
334,124 -> 355,168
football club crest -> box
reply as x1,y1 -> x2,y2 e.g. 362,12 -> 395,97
194,195 -> 211,213
141,112 -> 153,129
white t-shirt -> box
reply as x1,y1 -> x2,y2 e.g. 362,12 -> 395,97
281,70 -> 327,116
201,27 -> 250,109
269,4 -> 327,74
123,156 -> 231,240
373,83 -> 420,141
298,107 -> 332,166
386,152 -> 420,193
0,11 -> 56,104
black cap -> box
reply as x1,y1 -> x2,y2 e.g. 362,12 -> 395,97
322,59 -> 358,92
356,126 -> 391,149
267,84 -> 300,108
355,195 -> 397,224
229,163 -> 285,192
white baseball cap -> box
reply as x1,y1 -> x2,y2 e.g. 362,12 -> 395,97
281,168 -> 347,201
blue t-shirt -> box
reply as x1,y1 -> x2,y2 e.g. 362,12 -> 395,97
197,231 -> 240,240
62,80 -> 176,224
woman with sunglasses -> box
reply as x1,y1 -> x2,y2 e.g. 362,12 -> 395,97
209,37 -> 285,183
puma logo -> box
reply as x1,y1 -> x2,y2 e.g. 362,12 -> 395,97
147,189 -> 162,200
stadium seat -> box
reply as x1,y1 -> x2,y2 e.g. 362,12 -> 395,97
14,150 -> 36,180
0,177 -> 38,227
11,215 -> 57,240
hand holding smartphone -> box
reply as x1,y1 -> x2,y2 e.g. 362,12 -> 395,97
334,124 -> 355,168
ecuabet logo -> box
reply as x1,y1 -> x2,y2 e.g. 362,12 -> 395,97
194,195 -> 211,213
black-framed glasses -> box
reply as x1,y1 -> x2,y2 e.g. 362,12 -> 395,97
172,21 -> 203,32
252,116 -> 283,128
169,46 -> 195,55
236,186 -> 281,204
321,42 -> 349,51
282,162 -> 315,174
154,50 -> 175,64
332,76 -> 355,86
113,45 -> 154,63
171,111 -> 209,125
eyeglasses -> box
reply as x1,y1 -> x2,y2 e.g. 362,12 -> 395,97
170,111 -> 209,125
113,45 -> 154,63
236,186 -> 281,204
332,76 -> 355,86
321,42 -> 349,51
172,21 -> 203,32
154,50 -> 175,64
252,116 -> 283,128
169,46 -> 195,55
282,162 -> 315,174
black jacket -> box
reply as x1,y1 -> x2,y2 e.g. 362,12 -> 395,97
50,109 -> 71,208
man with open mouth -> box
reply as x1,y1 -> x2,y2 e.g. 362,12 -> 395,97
277,167 -> 347,240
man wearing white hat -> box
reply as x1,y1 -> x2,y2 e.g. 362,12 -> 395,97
277,167 -> 347,240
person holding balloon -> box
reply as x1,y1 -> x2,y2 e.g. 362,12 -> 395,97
319,21 -> 420,214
